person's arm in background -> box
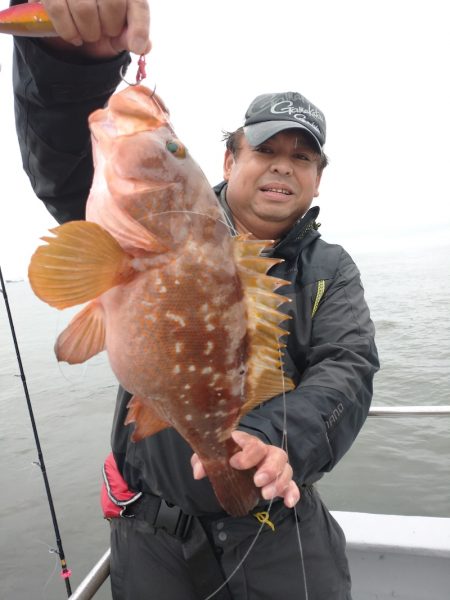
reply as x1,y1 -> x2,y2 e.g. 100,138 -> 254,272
12,0 -> 150,224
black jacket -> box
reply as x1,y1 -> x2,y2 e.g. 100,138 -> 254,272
13,35 -> 379,516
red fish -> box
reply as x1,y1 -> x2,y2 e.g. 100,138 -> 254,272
0,2 -> 56,37
28,85 -> 294,516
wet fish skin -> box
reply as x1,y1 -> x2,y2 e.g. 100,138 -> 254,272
28,85 -> 293,516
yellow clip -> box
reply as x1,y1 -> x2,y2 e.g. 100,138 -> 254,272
253,511 -> 275,531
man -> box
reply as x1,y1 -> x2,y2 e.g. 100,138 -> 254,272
12,1 -> 379,598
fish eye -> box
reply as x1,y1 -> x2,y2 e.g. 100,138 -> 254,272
166,140 -> 187,158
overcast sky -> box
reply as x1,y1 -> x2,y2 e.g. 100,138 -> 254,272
0,0 -> 449,279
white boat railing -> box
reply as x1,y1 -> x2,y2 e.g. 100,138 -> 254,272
368,405 -> 450,416
68,405 -> 450,599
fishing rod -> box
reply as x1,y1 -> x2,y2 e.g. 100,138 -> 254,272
0,266 -> 72,597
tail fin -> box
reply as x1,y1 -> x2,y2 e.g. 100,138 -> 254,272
203,458 -> 260,517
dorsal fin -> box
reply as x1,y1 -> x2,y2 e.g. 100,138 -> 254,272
233,237 -> 295,416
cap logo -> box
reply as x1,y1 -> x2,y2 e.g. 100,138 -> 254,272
244,92 -> 326,147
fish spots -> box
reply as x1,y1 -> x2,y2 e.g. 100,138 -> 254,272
184,384 -> 191,390
173,365 -> 181,374
206,324 -> 215,332
204,341 -> 214,356
188,365 -> 196,372
201,367 -> 213,375
185,414 -> 193,421
159,286 -> 167,293
214,410 -> 229,418
166,311 -> 186,327
144,314 -> 157,322
175,342 -> 183,354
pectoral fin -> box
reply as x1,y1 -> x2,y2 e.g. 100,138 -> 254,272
125,396 -> 171,442
55,300 -> 106,364
28,221 -> 135,309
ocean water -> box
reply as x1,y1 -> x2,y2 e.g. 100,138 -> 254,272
0,245 -> 449,599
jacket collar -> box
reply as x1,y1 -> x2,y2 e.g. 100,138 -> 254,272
213,181 -> 321,260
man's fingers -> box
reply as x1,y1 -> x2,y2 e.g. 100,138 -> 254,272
68,0 -> 101,43
126,0 -> 151,55
191,453 -> 206,480
96,0 -> 127,38
38,0 -> 151,54
229,431 -> 268,470
260,462 -> 292,500
38,0 -> 82,45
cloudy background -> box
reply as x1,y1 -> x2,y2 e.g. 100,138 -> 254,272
0,0 -> 449,280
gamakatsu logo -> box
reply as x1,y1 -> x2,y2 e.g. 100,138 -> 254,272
271,100 -> 324,132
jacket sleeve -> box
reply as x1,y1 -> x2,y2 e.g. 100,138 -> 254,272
13,36 -> 130,224
239,247 -> 379,485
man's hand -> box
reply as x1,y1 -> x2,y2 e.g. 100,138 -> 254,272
191,430 -> 301,509
30,0 -> 151,58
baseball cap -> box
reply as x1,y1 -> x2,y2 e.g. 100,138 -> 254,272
243,92 -> 326,152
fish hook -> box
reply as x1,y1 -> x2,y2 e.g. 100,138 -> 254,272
119,54 -> 149,87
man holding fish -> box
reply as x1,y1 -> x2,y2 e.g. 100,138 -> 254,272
7,0 -> 379,598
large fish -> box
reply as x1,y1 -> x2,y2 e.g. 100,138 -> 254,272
28,85 -> 294,516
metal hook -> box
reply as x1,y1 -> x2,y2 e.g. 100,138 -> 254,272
119,64 -> 138,87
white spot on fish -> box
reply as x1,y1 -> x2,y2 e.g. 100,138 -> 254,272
184,384 -> 191,390
201,367 -> 213,375
214,410 -> 229,417
206,324 -> 215,331
204,341 -> 214,355
188,365 -> 196,372
173,365 -> 181,374
218,398 -> 227,406
175,342 -> 183,354
145,314 -> 157,322
185,415 -> 193,421
159,286 -> 167,293
166,312 -> 186,327
204,413 -> 211,419
175,280 -> 180,285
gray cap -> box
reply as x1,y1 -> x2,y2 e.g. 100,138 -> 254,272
243,91 -> 326,152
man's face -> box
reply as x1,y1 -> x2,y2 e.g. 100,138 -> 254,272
223,130 -> 322,239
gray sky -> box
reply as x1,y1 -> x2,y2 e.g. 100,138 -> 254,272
1,0 -> 449,279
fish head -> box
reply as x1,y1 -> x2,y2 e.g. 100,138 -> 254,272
88,86 -> 194,187
87,85 -> 222,251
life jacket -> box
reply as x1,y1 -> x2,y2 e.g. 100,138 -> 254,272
101,452 -> 142,518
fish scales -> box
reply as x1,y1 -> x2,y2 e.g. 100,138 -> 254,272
29,85 -> 294,516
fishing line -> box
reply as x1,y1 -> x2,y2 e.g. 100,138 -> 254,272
203,334 -> 299,599
277,343 -> 309,600
0,267 -> 72,597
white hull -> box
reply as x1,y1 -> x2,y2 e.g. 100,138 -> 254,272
332,512 -> 450,600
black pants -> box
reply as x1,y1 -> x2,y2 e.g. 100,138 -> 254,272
110,486 -> 352,600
